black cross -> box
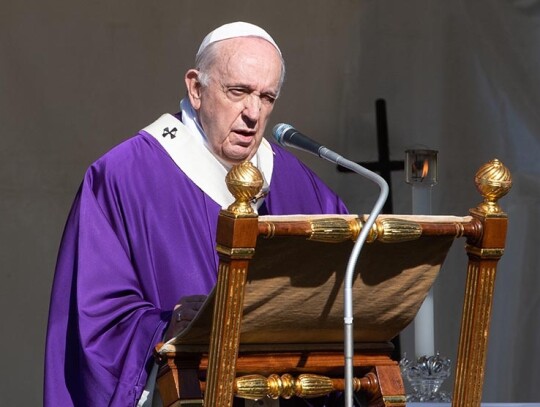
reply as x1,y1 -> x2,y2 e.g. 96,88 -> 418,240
162,127 -> 178,139
338,99 -> 404,214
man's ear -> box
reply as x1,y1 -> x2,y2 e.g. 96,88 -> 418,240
185,69 -> 202,110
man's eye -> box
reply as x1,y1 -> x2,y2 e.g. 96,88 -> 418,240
227,88 -> 248,97
261,94 -> 276,105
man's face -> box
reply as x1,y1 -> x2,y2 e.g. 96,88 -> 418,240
186,37 -> 283,166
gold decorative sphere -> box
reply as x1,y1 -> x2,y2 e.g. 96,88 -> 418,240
474,159 -> 512,213
225,161 -> 264,215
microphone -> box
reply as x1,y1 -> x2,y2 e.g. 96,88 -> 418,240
272,123 -> 323,156
271,122 -> 389,407
272,123 -> 341,163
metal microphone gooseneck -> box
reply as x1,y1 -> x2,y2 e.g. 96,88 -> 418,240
272,123 -> 389,407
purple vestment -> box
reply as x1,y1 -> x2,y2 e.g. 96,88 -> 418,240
45,129 -> 347,406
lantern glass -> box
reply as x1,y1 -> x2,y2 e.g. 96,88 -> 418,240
405,149 -> 438,186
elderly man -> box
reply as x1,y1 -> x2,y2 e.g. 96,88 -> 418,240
44,22 -> 347,406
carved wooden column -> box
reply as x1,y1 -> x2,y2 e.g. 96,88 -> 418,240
204,162 -> 263,407
452,159 -> 512,407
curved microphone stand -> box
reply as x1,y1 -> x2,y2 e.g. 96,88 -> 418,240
329,150 -> 389,407
272,125 -> 389,407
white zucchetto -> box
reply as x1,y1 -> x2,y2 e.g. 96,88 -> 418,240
196,21 -> 281,58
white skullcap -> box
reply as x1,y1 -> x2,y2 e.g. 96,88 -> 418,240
196,21 -> 281,58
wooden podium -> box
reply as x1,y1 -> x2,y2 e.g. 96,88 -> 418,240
155,159 -> 511,407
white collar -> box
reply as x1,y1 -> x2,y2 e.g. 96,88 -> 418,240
180,97 -> 206,146
142,113 -> 273,210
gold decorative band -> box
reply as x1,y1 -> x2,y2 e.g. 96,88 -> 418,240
371,218 -> 422,243
262,221 -> 276,239
307,217 -> 423,243
309,218 -> 356,243
466,246 -> 505,258
216,244 -> 256,258
178,401 -> 203,406
232,373 -> 381,400
383,395 -> 408,406
235,373 -> 336,399
454,222 -> 465,238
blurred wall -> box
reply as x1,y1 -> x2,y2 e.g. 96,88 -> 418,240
1,0 -> 539,404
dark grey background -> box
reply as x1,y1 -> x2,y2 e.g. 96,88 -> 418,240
2,0 -> 539,404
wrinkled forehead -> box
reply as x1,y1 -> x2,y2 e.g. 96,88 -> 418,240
211,38 -> 283,83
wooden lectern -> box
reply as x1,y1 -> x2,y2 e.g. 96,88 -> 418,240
154,159 -> 511,407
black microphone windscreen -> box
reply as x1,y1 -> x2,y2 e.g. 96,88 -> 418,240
272,123 -> 294,145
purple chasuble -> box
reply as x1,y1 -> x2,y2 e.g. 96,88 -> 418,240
44,130 -> 347,406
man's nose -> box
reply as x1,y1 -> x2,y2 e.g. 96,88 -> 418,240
242,94 -> 262,121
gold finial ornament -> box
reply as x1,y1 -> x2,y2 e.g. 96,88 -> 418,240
369,218 -> 423,243
474,159 -> 512,214
225,161 -> 264,215
235,375 -> 270,400
236,373 -> 336,400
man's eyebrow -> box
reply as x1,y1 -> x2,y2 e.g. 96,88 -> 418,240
223,82 -> 253,90
224,82 -> 278,94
